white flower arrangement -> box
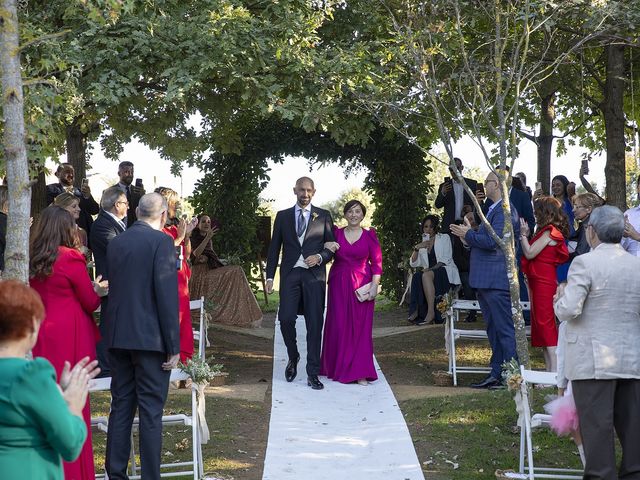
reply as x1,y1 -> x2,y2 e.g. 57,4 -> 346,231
179,358 -> 224,385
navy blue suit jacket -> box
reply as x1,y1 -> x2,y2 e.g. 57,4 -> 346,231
434,177 -> 478,232
509,187 -> 535,233
90,210 -> 125,279
103,221 -> 180,355
266,205 -> 335,290
466,200 -> 520,291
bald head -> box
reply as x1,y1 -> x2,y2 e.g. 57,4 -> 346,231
293,177 -> 316,208
295,176 -> 315,189
137,193 -> 168,225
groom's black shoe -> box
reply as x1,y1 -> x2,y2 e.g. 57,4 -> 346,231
470,375 -> 501,389
307,375 -> 324,390
285,355 -> 300,382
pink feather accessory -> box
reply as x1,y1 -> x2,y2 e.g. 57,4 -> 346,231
544,391 -> 579,436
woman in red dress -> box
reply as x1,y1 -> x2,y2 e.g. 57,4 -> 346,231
519,196 -> 569,372
29,205 -> 108,479
155,187 -> 197,363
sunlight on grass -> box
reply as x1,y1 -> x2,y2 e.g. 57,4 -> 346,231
403,390 -> 583,479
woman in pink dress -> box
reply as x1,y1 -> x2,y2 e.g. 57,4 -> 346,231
320,200 -> 383,385
29,205 -> 108,479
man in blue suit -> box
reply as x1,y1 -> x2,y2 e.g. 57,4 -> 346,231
451,172 -> 519,389
266,177 -> 335,390
479,175 -> 534,324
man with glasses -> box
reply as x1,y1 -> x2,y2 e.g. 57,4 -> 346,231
90,186 -> 129,375
450,171 -> 520,389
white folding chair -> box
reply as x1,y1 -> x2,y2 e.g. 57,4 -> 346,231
517,366 -> 583,479
190,297 -> 208,360
91,369 -> 203,480
447,300 -> 531,386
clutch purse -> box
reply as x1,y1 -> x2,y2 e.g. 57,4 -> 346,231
355,282 -> 381,302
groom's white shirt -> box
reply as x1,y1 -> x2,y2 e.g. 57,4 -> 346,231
294,204 -> 312,269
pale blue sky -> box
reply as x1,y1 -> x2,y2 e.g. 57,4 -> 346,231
46,135 -> 607,210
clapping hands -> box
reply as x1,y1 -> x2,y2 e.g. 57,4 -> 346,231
60,357 -> 100,417
92,275 -> 109,297
623,215 -> 640,240
519,218 -> 530,238
553,282 -> 566,304
449,216 -> 472,239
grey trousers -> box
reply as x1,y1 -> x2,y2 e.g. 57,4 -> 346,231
572,378 -> 640,480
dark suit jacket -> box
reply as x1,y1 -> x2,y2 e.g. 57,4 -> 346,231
434,177 -> 478,232
465,200 -> 520,291
266,205 -> 335,289
103,221 -> 180,355
45,183 -> 100,235
90,210 -> 125,279
111,183 -> 143,227
509,187 -> 535,233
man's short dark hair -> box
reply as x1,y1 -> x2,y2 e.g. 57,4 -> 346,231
118,161 -> 134,170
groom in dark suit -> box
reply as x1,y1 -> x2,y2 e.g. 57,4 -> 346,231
266,177 -> 335,390
103,192 -> 180,479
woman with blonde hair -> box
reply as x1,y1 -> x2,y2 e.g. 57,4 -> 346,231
570,192 -> 603,259
154,187 -> 196,363
54,192 -> 88,250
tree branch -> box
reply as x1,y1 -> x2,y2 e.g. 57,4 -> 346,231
19,30 -> 71,52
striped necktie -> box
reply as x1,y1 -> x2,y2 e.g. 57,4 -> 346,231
297,209 -> 306,237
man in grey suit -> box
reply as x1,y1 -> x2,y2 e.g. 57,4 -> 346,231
104,193 -> 180,479
554,205 -> 640,479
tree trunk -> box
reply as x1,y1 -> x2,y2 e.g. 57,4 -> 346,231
601,44 -> 627,210
66,120 -> 87,188
537,92 -> 555,194
493,180 -> 530,368
1,0 -> 31,281
31,170 -> 48,217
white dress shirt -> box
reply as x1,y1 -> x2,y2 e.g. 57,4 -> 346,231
621,205 -> 640,256
452,181 -> 464,220
294,204 -> 311,269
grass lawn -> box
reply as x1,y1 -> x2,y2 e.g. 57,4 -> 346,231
89,303 -> 584,480
404,390 -> 583,479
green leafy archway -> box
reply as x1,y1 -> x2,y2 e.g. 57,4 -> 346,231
191,121 -> 433,301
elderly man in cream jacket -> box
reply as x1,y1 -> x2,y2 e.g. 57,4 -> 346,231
553,205 -> 640,480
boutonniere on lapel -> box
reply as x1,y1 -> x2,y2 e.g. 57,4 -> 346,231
311,212 -> 319,222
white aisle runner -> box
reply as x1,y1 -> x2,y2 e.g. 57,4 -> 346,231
262,317 -> 425,480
